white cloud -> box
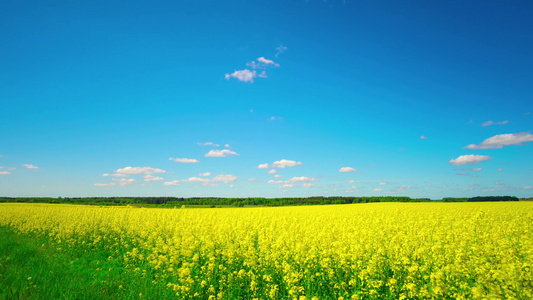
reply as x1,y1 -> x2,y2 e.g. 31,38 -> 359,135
497,168 -> 504,172
339,167 -> 358,173
197,142 -> 220,147
113,167 -> 166,175
420,135 -> 428,140
225,69 -> 257,83
267,180 -> 283,184
102,173 -> 128,177
183,177 -> 210,183
23,164 -> 38,169
449,155 -> 492,166
112,178 -> 136,186
94,183 -> 117,187
472,168 -> 482,171
286,176 -> 318,183
144,175 -> 164,182
257,57 -> 279,67
303,183 -> 315,188
464,132 -> 533,149
524,186 -> 533,190
257,159 -> 302,169
272,159 -> 302,168
247,57 -> 280,69
275,45 -> 287,57
164,180 -> 180,186
0,171 -> 11,175
482,120 -> 508,127
267,169 -> 277,174
199,172 -> 211,177
374,188 -> 383,192
268,116 -> 283,121
345,180 -> 356,183
280,184 -> 294,189
274,174 -> 282,178
212,174 -> 238,183
169,157 -> 199,163
224,144 -> 231,148
495,181 -> 504,185
379,182 -> 387,185
205,149 -> 239,157
229,185 -> 235,188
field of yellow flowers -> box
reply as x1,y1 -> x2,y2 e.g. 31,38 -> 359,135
0,202 -> 532,299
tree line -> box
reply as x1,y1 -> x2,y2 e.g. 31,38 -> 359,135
0,195 -> 519,207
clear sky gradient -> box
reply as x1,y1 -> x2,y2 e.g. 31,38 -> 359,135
1,0 -> 532,198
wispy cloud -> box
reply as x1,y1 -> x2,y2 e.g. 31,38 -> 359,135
112,178 -> 136,186
449,155 -> 492,166
275,45 -> 287,57
144,175 -> 164,182
481,120 -> 508,127
169,157 -> 199,163
420,135 -> 428,140
205,149 -> 239,157
286,176 -> 318,183
163,180 -> 180,186
23,164 -> 38,169
374,188 -> 383,192
0,171 -> 11,175
94,183 -> 117,187
113,167 -> 166,175
464,132 -> 533,149
199,172 -> 211,177
267,180 -> 283,184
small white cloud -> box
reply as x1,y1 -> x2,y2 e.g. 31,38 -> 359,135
345,180 -> 356,183
163,180 -> 180,186
420,135 -> 428,139
472,168 -> 482,171
273,174 -> 282,178
286,176 -> 318,183
464,132 -> 533,149
303,183 -> 315,188
339,167 -> 359,173
248,178 -> 259,182
267,169 -> 277,174
112,178 -> 136,186
272,159 -> 302,168
374,188 -> 383,192
257,57 -> 279,67
482,120 -> 508,127
199,172 -> 211,177
229,185 -> 235,188
269,116 -> 283,121
497,168 -> 504,172
257,163 -> 269,169
144,175 -> 164,182
169,157 -> 199,163
211,174 -> 238,183
280,184 -> 294,189
495,181 -> 504,185
113,167 -> 166,175
524,186 -> 533,190
379,182 -> 387,185
94,183 -> 117,187
267,180 -> 283,184
0,171 -> 11,175
205,149 -> 239,157
225,69 -> 257,83
224,144 -> 230,148
183,177 -> 210,183
23,164 -> 38,169
449,155 -> 492,166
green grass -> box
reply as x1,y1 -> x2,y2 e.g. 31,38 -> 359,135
0,226 -> 169,299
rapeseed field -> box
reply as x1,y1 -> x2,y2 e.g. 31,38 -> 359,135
0,202 -> 532,299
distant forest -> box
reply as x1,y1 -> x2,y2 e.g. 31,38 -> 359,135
0,196 -> 520,207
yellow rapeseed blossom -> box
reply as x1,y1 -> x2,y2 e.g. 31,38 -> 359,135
0,202 -> 532,299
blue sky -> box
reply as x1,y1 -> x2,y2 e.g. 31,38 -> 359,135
1,0 -> 532,199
